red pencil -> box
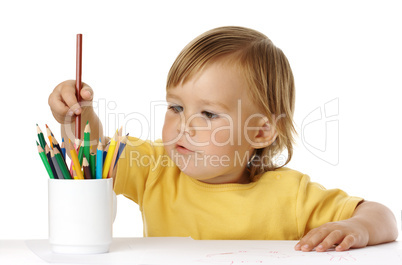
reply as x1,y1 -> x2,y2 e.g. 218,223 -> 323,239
75,34 -> 82,139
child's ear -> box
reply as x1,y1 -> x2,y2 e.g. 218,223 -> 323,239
249,118 -> 278,149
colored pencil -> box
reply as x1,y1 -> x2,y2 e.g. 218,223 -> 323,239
103,150 -> 107,164
90,152 -> 96,179
114,135 -> 128,168
102,130 -> 118,179
46,125 -> 53,148
54,148 -> 71,179
50,149 -> 63,180
103,141 -> 109,164
83,156 -> 92,179
45,144 -> 58,179
69,139 -> 81,175
37,142 -> 54,179
46,125 -> 63,158
75,33 -> 82,139
78,139 -> 84,166
109,127 -> 122,178
61,138 -> 66,159
36,124 -> 46,149
72,165 -> 79,180
83,121 -> 91,177
69,139 -> 84,179
96,138 -> 103,179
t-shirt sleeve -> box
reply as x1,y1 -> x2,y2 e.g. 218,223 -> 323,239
296,174 -> 363,236
113,137 -> 162,207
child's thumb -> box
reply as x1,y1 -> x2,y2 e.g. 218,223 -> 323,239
80,87 -> 93,101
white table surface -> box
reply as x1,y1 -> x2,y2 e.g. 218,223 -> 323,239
1,238 -> 401,265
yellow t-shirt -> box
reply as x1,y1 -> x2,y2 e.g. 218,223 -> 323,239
114,137 -> 363,240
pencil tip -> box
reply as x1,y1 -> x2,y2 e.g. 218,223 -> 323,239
45,124 -> 48,128
86,120 -> 89,124
62,137 -> 64,142
36,141 -> 39,146
99,137 -> 101,142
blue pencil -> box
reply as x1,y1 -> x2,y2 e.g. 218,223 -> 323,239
103,150 -> 107,164
96,138 -> 103,179
61,137 -> 66,159
114,135 -> 127,168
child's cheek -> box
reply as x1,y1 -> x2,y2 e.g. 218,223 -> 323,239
162,115 -> 177,144
210,125 -> 234,147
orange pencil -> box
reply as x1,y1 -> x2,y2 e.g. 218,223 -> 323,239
45,124 -> 53,148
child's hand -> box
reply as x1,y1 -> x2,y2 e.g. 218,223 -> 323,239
48,80 -> 94,124
294,219 -> 369,252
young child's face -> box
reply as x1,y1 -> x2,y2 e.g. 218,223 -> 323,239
162,61 -> 263,184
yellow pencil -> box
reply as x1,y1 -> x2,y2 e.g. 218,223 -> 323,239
103,130 -> 118,179
69,139 -> 84,179
72,165 -> 79,180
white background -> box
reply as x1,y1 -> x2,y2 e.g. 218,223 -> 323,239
0,0 -> 401,240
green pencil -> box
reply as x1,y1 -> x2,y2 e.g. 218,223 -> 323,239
54,148 -> 72,179
37,141 -> 54,179
83,121 -> 91,178
36,124 -> 47,149
90,152 -> 96,179
78,140 -> 84,166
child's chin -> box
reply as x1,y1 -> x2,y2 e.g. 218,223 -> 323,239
180,168 -> 212,180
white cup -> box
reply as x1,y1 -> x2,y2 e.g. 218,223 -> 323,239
48,178 -> 116,254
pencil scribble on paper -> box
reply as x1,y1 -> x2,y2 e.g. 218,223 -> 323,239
327,252 -> 357,262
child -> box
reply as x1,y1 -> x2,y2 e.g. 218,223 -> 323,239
48,26 -> 397,252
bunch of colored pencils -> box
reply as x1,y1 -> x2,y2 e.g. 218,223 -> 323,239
36,123 -> 127,180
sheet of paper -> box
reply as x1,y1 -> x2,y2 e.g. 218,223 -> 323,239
26,238 -> 402,265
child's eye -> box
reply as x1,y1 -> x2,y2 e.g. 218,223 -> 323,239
202,111 -> 218,119
168,105 -> 183,113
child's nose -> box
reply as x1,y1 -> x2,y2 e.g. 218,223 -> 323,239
176,114 -> 197,137
177,120 -> 195,137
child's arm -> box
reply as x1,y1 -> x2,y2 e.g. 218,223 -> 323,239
48,80 -> 104,158
295,201 -> 398,252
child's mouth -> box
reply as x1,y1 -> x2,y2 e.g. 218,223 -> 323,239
176,144 -> 194,154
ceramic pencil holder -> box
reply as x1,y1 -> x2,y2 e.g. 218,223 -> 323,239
48,178 -> 116,254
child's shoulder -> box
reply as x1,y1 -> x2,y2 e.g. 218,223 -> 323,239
265,167 -> 306,177
260,167 -> 310,183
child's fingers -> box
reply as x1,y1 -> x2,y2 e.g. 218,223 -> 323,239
296,228 -> 332,252
48,91 -> 75,124
49,95 -> 71,116
335,234 -> 356,251
60,85 -> 82,115
80,83 -> 94,101
315,230 -> 345,252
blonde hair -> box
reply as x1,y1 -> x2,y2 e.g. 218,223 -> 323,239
167,26 -> 296,181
